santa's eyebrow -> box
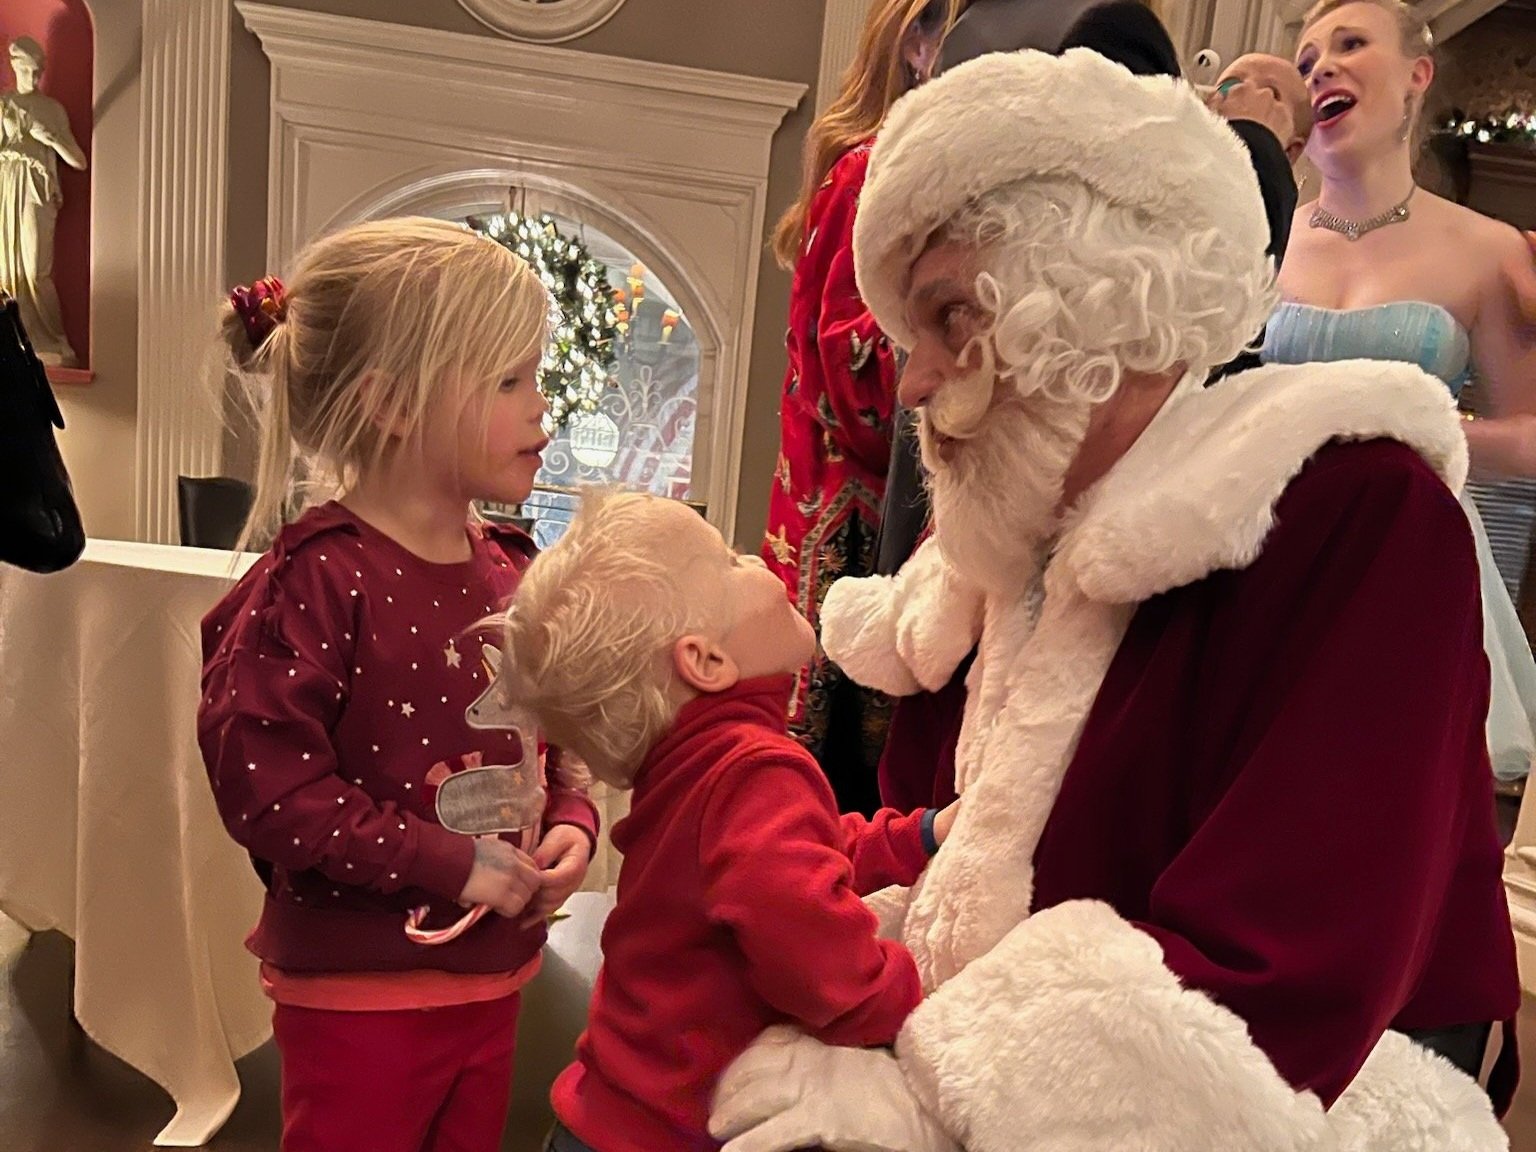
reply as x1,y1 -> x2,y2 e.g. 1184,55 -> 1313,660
904,277 -> 971,330
910,278 -> 968,309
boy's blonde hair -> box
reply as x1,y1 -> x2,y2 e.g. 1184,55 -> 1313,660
500,489 -> 710,789
221,217 -> 549,548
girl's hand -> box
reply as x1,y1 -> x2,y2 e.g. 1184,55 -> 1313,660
519,824 -> 592,927
458,838 -> 542,918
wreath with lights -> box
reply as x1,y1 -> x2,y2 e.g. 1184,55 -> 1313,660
1442,110 -> 1536,149
467,211 -> 618,428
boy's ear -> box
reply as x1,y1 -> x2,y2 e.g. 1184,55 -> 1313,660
673,633 -> 740,695
1285,133 -> 1307,164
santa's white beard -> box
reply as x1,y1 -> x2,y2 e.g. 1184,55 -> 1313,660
922,388 -> 1091,597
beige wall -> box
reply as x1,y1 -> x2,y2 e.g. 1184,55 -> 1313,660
224,0 -> 820,548
55,0 -> 144,541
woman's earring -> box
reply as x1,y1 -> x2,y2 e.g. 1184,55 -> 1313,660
1400,95 -> 1415,142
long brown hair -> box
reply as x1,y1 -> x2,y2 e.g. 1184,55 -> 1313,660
772,0 -> 966,270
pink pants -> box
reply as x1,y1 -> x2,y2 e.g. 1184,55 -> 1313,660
273,993 -> 521,1152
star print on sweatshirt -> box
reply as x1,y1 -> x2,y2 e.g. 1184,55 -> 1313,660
198,501 -> 598,975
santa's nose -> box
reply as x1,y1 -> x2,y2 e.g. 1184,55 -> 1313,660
898,360 -> 943,409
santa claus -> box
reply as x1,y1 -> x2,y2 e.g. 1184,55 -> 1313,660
707,48 -> 1518,1152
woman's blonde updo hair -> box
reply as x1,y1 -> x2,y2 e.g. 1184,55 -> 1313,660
1300,0 -> 1433,57
220,216 -> 549,548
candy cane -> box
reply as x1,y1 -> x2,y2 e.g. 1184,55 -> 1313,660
405,902 -> 489,945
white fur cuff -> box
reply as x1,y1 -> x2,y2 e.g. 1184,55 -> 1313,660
896,901 -> 1330,1152
863,885 -> 913,941
1329,1032 -> 1507,1152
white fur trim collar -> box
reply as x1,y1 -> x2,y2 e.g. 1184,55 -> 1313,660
1058,360 -> 1467,604
822,361 -> 1465,698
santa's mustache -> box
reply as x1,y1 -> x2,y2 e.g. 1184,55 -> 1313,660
924,344 -> 999,444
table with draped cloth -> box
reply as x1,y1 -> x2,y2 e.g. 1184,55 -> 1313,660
0,539 -> 624,1146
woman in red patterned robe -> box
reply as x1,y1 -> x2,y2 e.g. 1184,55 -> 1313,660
763,0 -> 966,813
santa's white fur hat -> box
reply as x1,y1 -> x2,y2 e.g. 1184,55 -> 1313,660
853,48 -> 1271,350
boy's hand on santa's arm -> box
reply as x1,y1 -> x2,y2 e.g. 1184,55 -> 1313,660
519,823 -> 592,927
459,838 -> 542,918
931,801 -> 958,848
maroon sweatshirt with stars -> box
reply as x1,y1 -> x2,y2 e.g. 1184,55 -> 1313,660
198,502 -> 598,975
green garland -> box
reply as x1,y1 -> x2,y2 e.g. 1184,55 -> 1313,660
1442,110 -> 1536,149
467,212 -> 618,427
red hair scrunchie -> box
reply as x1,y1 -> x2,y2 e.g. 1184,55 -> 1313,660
230,275 -> 288,350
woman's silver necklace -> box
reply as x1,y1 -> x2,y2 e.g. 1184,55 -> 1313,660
1309,186 -> 1415,241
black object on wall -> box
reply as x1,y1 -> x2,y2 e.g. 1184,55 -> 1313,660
0,292 -> 86,573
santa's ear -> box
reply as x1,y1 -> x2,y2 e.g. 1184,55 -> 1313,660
672,632 -> 739,695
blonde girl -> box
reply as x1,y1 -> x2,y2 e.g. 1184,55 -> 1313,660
198,217 -> 596,1152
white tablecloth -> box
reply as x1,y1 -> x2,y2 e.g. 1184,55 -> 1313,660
0,540 -> 626,1146
0,540 -> 269,1145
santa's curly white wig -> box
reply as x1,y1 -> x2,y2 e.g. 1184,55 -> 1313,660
934,174 -> 1275,419
855,49 -> 1276,403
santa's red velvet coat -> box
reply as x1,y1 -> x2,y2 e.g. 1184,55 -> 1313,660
817,361 -> 1519,1150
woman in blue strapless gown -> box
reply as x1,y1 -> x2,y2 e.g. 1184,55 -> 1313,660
1262,303 -> 1536,782
1276,2 -> 1536,785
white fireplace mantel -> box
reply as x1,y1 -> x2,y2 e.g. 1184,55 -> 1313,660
236,2 -> 804,543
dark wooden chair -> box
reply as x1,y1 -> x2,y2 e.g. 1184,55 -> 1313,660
176,476 -> 254,550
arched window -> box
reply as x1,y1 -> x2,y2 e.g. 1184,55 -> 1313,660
462,210 -> 702,545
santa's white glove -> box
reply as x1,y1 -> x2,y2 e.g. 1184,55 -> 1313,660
710,1026 -> 958,1152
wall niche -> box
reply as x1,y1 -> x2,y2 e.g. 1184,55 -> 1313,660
0,0 -> 93,383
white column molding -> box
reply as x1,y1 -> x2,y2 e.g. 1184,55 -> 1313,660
817,0 -> 869,114
1186,0 -> 1299,69
1163,0 -> 1217,67
134,0 -> 232,544
237,3 -> 803,544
